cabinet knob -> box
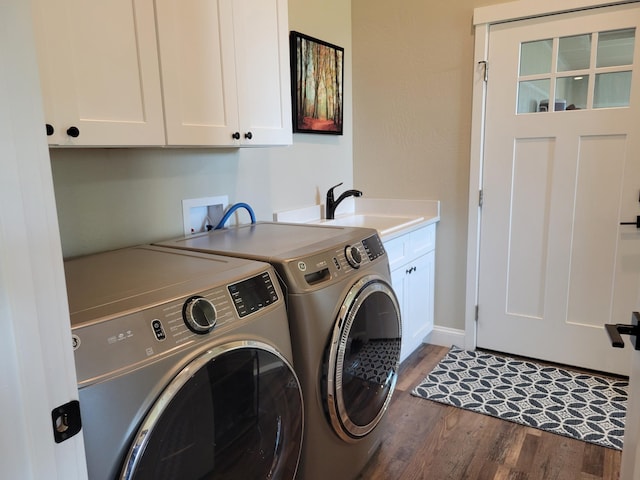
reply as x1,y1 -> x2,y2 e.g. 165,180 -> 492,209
244,131 -> 253,140
66,126 -> 80,138
232,132 -> 241,140
46,124 -> 54,136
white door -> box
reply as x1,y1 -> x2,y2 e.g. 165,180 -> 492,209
620,263 -> 640,478
2,0 -> 87,477
621,310 -> 640,480
477,3 -> 640,375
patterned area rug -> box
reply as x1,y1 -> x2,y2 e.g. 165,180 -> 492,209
411,346 -> 628,450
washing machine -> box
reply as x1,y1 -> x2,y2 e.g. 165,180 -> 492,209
157,222 -> 402,480
64,245 -> 303,480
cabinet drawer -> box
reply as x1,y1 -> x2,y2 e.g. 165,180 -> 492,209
384,223 -> 436,269
410,224 -> 436,256
384,235 -> 408,270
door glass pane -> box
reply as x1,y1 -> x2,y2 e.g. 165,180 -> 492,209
520,39 -> 553,75
517,79 -> 550,113
597,28 -> 636,67
557,34 -> 591,72
556,75 -> 589,110
594,71 -> 632,108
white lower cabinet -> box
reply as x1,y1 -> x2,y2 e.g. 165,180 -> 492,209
386,224 -> 436,363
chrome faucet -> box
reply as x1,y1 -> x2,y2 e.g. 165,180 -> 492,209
326,182 -> 363,219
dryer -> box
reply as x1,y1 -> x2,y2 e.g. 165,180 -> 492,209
157,222 -> 402,480
65,245 -> 303,480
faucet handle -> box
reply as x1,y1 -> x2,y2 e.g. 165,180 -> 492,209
327,182 -> 343,203
328,182 -> 343,193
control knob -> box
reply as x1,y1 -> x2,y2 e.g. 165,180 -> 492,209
345,245 -> 362,268
182,296 -> 216,334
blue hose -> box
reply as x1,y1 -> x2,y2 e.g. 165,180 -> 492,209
214,203 -> 256,229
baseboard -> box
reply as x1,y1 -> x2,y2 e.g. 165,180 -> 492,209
424,326 -> 466,348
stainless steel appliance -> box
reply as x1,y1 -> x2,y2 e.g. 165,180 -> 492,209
157,222 -> 402,480
65,245 -> 303,480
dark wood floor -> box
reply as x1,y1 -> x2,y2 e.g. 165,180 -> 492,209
358,344 -> 622,480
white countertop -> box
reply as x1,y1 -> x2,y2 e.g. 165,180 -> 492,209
273,198 -> 440,239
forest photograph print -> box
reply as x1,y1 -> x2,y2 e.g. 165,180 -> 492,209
290,31 -> 344,135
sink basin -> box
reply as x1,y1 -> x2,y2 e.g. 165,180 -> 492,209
319,214 -> 424,236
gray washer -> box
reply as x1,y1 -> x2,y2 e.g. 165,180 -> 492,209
65,245 -> 303,480
157,222 -> 402,480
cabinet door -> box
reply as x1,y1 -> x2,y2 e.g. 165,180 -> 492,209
391,266 -> 409,362
407,251 -> 435,345
395,251 -> 435,363
32,0 -> 165,146
233,0 -> 292,146
155,0 -> 240,146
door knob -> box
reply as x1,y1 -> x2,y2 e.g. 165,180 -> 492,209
620,215 -> 640,228
605,312 -> 640,350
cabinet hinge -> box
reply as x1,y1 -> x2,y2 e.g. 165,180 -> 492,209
475,305 -> 479,322
478,60 -> 489,82
479,189 -> 483,208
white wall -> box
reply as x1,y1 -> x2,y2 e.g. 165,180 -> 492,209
50,0 -> 353,258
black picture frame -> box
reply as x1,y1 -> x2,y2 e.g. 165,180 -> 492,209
290,31 -> 344,135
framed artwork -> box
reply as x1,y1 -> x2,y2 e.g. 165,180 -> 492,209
290,31 -> 344,135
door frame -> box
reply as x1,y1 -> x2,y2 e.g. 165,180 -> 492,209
465,0 -> 640,351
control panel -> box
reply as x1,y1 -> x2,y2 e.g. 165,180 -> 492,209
72,270 -> 280,386
290,233 -> 388,291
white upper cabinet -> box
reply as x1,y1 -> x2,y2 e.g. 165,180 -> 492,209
32,0 -> 166,146
232,0 -> 293,146
33,0 -> 292,147
155,0 -> 237,146
156,0 -> 292,146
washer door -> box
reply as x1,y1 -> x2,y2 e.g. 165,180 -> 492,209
325,274 -> 402,441
121,341 -> 303,480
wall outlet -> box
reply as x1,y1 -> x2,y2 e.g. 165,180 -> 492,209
182,196 -> 229,235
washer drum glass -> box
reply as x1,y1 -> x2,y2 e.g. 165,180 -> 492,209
325,275 -> 402,442
121,341 -> 303,480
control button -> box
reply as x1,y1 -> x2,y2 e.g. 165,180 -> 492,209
345,245 -> 362,268
151,319 -> 166,341
71,334 -> 81,351
182,296 -> 217,334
